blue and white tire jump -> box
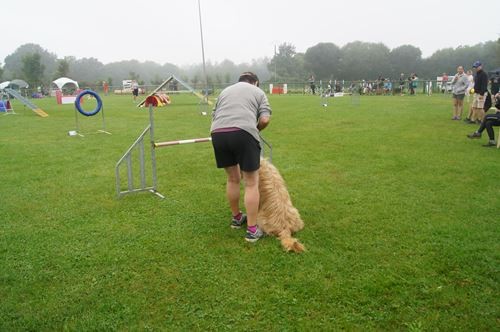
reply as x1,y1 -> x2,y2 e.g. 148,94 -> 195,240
75,90 -> 102,116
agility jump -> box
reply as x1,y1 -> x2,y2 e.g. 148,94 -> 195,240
116,96 -> 212,198
71,90 -> 111,137
115,96 -> 271,199
136,75 -> 213,108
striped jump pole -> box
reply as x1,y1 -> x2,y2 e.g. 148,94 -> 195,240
154,137 -> 212,148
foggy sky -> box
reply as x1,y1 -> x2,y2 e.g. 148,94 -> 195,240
2,0 -> 499,66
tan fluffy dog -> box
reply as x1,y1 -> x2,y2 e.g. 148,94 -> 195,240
257,158 -> 305,253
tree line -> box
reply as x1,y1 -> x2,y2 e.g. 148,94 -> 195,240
0,40 -> 498,91
271,39 -> 499,82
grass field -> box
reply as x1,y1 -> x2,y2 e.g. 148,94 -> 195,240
0,92 -> 498,331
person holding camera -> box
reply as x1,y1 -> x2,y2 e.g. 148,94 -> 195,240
467,92 -> 500,147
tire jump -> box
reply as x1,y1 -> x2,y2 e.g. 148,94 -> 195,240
75,90 -> 102,116
70,90 -> 111,136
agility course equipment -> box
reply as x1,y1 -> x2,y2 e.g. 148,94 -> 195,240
3,88 -> 48,117
0,90 -> 15,115
136,75 -> 213,108
115,97 -> 272,199
53,77 -> 81,105
0,100 -> 14,114
71,90 -> 111,137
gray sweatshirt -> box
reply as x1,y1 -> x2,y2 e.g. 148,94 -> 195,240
452,73 -> 469,95
211,82 -> 271,145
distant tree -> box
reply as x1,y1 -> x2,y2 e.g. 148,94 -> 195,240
21,53 -> 45,88
3,43 -> 56,81
0,63 -> 3,80
129,71 -> 140,81
245,57 -> 272,83
215,73 -> 223,85
206,74 -> 213,86
54,58 -> 70,79
151,74 -> 163,86
339,41 -> 391,80
68,57 -> 104,83
304,42 -> 342,79
389,45 -> 422,78
224,72 -> 231,84
268,42 -> 306,81
191,74 -> 200,86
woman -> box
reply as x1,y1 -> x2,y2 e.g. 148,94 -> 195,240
451,66 -> 469,120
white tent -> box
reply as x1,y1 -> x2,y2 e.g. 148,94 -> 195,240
0,79 -> 29,91
10,79 -> 29,89
52,77 -> 79,90
0,81 -> 11,90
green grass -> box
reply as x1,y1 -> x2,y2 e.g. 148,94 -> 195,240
0,92 -> 498,331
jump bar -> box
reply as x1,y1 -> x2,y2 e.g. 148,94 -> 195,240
154,137 -> 212,148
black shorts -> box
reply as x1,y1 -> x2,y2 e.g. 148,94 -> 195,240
211,130 -> 261,172
133,88 -> 139,96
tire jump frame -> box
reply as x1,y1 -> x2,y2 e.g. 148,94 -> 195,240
115,103 -> 272,199
73,90 -> 111,137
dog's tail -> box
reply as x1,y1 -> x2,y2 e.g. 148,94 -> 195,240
278,230 -> 305,253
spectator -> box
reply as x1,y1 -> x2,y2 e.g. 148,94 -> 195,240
469,61 -> 489,124
384,80 -> 392,95
464,69 -> 475,121
451,66 -> 469,120
408,75 -> 414,95
132,81 -> 139,101
465,69 -> 475,101
442,72 -> 449,93
399,73 -> 405,95
490,71 -> 500,96
308,75 -> 316,95
103,81 -> 109,96
467,92 -> 500,147
412,74 -> 419,94
327,80 -> 333,95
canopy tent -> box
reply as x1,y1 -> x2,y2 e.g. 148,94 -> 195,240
0,81 -> 10,90
9,79 -> 29,89
52,77 -> 79,90
0,79 -> 30,90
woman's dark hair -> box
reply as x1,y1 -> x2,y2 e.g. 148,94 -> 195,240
238,72 -> 259,86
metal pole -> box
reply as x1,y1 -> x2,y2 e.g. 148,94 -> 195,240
149,104 -> 159,196
198,0 -> 209,104
274,45 -> 277,83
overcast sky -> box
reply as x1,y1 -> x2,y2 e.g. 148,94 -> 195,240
2,0 -> 499,66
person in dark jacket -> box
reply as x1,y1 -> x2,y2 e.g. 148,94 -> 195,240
467,92 -> 500,147
470,61 -> 489,124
